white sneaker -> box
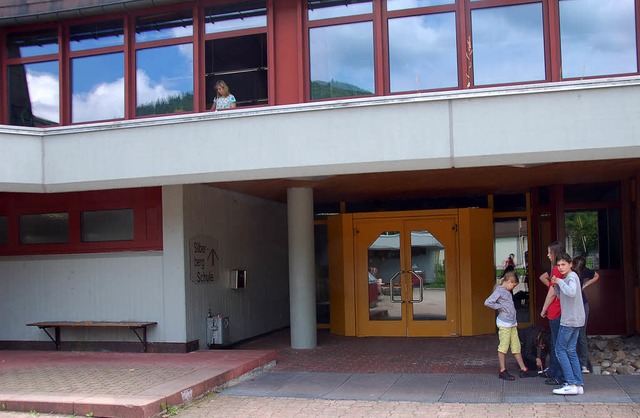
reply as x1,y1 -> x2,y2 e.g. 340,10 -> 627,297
581,366 -> 590,374
553,384 -> 579,395
577,385 -> 584,395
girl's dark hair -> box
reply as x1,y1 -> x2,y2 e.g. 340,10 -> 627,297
558,252 -> 572,264
573,255 -> 586,278
548,241 -> 565,264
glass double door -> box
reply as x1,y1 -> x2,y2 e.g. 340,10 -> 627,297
355,215 -> 458,337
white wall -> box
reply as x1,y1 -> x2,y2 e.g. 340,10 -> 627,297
1,77 -> 638,194
182,184 -> 290,347
0,252 -> 171,343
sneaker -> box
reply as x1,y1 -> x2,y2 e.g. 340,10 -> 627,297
499,370 -> 515,381
553,384 -> 579,395
519,369 -> 538,378
577,385 -> 584,395
545,377 -> 563,385
581,366 -> 590,374
538,370 -> 550,378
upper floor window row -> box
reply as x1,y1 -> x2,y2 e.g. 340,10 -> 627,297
2,0 -> 638,128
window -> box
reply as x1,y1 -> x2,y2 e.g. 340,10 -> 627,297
308,0 -> 372,21
387,0 -> 453,12
471,3 -> 545,85
20,213 -> 69,244
136,44 -> 194,116
82,209 -> 134,242
0,216 -> 7,246
565,209 -> 621,270
204,1 -> 268,109
309,22 -> 375,99
6,29 -> 60,127
388,12 -> 458,92
0,188 -> 162,255
559,0 -> 637,79
135,10 -> 194,116
70,20 -> 125,123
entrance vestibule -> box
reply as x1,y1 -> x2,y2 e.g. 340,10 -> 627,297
328,208 -> 496,338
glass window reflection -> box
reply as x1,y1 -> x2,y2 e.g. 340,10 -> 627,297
8,61 -> 59,127
388,12 -> 458,92
309,22 -> 374,99
308,0 -> 372,21
6,30 -> 58,59
136,44 -> 194,116
135,10 -> 193,43
205,0 -> 267,34
20,213 -> 69,244
471,3 -> 545,86
72,53 -> 124,123
70,20 -> 124,52
387,0 -> 453,12
560,0 -> 637,78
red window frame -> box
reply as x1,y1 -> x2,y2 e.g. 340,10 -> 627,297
0,187 -> 162,255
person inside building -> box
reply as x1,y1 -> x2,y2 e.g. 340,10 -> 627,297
503,253 -> 516,269
210,80 -> 237,111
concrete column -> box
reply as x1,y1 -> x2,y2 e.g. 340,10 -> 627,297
287,187 -> 317,349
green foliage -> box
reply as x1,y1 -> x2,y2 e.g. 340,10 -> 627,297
310,80 -> 372,100
432,262 -> 446,288
85,413 -> 94,417
136,92 -> 194,116
565,211 -> 598,257
161,402 -> 179,417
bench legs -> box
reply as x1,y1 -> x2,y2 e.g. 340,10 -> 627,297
37,326 -> 149,352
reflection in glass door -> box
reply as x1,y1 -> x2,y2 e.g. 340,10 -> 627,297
356,216 -> 457,337
494,218 -> 530,324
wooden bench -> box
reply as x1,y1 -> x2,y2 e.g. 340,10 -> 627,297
27,321 -> 157,352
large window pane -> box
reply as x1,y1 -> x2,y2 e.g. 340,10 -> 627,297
387,0 -> 453,12
205,0 -> 266,34
565,209 -> 621,270
388,12 -> 457,93
6,30 -> 58,58
8,61 -> 59,127
20,213 -> 69,244
70,20 -> 124,52
308,0 -> 372,20
72,53 -> 124,123
559,0 -> 637,78
82,209 -> 134,242
0,216 -> 7,246
310,22 -> 374,99
471,3 -> 545,86
135,10 -> 193,43
205,34 -> 268,107
136,44 -> 194,116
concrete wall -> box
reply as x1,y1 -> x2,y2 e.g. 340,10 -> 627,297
0,252 -> 171,343
183,184 -> 290,347
1,78 -> 638,194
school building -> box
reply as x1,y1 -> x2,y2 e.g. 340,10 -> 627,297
0,0 -> 639,352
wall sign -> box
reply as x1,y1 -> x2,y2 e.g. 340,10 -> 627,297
189,235 -> 219,284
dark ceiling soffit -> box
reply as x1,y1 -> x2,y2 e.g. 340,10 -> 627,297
0,0 -> 184,28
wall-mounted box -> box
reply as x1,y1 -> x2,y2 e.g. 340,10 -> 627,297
230,269 -> 247,289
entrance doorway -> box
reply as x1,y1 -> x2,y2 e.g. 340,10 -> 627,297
354,214 -> 459,337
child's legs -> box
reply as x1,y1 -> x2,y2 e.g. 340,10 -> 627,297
556,325 -> 580,385
507,327 -> 527,370
497,327 -> 511,370
577,303 -> 590,368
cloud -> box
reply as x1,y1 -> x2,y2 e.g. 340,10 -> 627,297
25,69 -> 59,124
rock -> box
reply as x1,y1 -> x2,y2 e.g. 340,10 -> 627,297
613,350 -> 626,362
602,370 -> 612,375
601,360 -> 611,368
617,365 -> 636,375
632,360 -> 640,369
594,340 -> 609,351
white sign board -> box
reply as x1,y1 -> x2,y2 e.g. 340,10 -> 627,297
189,235 -> 219,284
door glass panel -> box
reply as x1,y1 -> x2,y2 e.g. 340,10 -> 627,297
494,218 -> 529,323
411,230 -> 446,320
368,231 -> 401,321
